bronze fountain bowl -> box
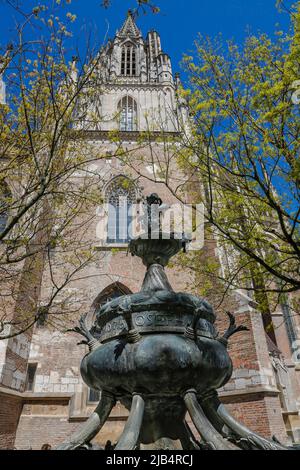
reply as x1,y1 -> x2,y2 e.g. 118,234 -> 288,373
80,292 -> 233,446
80,302 -> 233,398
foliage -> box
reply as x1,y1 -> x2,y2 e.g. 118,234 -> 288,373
177,2 -> 300,314
0,1 -> 123,339
101,0 -> 160,15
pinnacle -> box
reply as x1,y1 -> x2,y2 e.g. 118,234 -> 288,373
118,10 -> 141,38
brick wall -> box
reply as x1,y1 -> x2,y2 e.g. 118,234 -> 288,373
15,400 -> 127,450
0,391 -> 23,449
15,415 -> 128,450
15,416 -> 84,450
14,395 -> 288,449
223,393 -> 288,443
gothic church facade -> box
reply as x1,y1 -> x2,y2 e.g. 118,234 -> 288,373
0,12 -> 300,449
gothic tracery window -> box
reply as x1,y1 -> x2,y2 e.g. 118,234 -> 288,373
92,282 -> 132,310
106,176 -> 136,244
121,44 -> 137,77
118,96 -> 138,132
88,282 -> 132,403
0,182 -> 10,235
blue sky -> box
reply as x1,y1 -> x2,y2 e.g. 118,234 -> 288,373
0,0 -> 291,77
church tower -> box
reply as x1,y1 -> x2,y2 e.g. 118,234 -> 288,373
1,12 -> 299,449
74,10 -> 188,135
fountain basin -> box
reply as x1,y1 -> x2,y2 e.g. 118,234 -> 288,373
81,333 -> 232,397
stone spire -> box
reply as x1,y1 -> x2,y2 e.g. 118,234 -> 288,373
117,10 -> 141,38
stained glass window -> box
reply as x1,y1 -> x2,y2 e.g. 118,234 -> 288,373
106,177 -> 136,244
121,44 -> 137,77
118,96 -> 137,131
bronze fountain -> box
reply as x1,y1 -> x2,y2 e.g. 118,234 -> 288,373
57,195 -> 288,451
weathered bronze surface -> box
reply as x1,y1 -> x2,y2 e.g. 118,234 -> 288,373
57,195 -> 289,450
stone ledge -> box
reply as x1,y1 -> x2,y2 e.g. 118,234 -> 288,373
282,410 -> 299,416
73,129 -> 181,143
15,414 -> 68,419
0,387 -> 73,402
0,385 -> 23,399
95,245 -> 128,252
22,392 -> 73,402
219,385 -> 280,402
68,414 -> 128,423
1,385 -> 279,401
271,311 -> 284,318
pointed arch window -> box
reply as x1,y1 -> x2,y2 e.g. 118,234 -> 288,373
0,182 -> 10,236
88,282 -> 132,404
92,282 -> 132,310
106,176 -> 136,244
121,44 -> 137,77
118,96 -> 137,132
